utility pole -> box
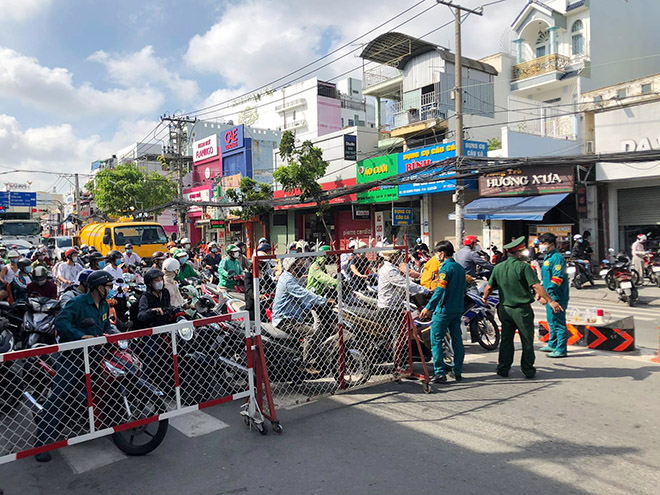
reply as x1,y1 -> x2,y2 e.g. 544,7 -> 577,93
161,115 -> 196,240
437,1 -> 482,245
74,173 -> 80,216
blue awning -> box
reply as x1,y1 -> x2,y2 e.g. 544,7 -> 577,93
448,193 -> 569,221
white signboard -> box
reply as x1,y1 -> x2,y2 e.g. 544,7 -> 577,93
192,134 -> 219,163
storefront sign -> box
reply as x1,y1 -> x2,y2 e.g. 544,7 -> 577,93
392,207 -> 412,226
210,219 -> 225,229
374,211 -> 384,242
398,141 -> 486,197
4,182 -> 32,191
221,124 -> 245,153
535,224 -> 573,237
352,204 -> 371,220
479,166 -> 574,197
192,135 -> 219,163
356,153 -> 399,203
344,134 -> 357,161
184,185 -> 211,215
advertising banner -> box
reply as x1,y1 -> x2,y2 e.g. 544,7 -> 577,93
479,165 -> 574,197
221,124 -> 245,153
192,135 -> 219,163
392,207 -> 413,226
356,153 -> 399,203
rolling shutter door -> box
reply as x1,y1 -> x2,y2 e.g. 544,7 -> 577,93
618,187 -> 660,226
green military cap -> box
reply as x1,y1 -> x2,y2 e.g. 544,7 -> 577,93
503,236 -> 526,252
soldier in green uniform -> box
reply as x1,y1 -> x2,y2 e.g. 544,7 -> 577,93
420,241 -> 467,383
307,245 -> 337,297
538,233 -> 570,358
483,236 -> 562,378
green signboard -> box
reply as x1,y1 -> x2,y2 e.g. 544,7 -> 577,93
356,153 -> 399,203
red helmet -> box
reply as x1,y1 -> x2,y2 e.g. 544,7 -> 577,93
65,248 -> 77,259
463,235 -> 478,246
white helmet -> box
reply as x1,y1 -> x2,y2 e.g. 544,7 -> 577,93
181,237 -> 191,245
637,234 -> 647,242
573,234 -> 582,241
348,240 -> 357,249
163,258 -> 180,272
208,241 -> 217,248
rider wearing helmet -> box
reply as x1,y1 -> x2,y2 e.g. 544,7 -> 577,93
104,250 -> 128,318
203,241 -> 222,271
235,241 -> 250,271
414,237 -> 430,255
162,258 -> 185,307
456,235 -> 493,279
632,233 -> 648,281
31,248 -> 49,270
36,269 -> 115,462
180,237 -> 192,252
306,245 -> 337,296
0,250 -> 20,301
12,258 -> 33,303
27,265 -> 57,299
151,251 -> 166,270
218,244 -> 243,289
60,269 -> 93,307
136,268 -> 172,329
78,244 -> 90,266
571,234 -> 594,281
56,248 -> 83,293
88,252 -> 107,271
122,243 -> 142,268
173,249 -> 198,282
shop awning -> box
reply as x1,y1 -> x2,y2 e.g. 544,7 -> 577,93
449,193 -> 569,221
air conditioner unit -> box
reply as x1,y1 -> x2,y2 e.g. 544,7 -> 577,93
585,141 -> 594,154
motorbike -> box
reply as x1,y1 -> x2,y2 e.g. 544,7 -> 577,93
600,249 -> 641,291
22,297 -> 60,348
462,283 -> 500,350
600,254 -> 638,306
0,317 -> 23,414
27,319 -> 169,455
567,259 -> 594,290
643,251 -> 660,287
489,244 -> 505,265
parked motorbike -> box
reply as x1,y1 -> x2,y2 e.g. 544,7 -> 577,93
0,318 -> 23,414
567,259 -> 594,290
600,249 -> 641,291
27,319 -> 169,455
643,251 -> 660,287
600,253 -> 639,306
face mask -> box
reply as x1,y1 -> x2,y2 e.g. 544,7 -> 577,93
9,259 -> 17,265
108,288 -> 116,299
25,266 -> 33,273
83,248 -> 88,253
539,244 -> 549,253
153,281 -> 164,291
72,256 -> 78,262
180,256 -> 188,264
211,248 -> 218,253
184,244 -> 191,250
231,252 -> 238,259
115,259 -> 122,266
98,260 -> 106,268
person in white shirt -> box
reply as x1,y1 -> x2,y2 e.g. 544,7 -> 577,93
0,250 -> 20,301
56,248 -> 83,294
631,234 -> 647,282
105,249 -> 129,321
122,243 -> 142,267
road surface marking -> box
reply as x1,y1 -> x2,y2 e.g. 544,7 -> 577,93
59,438 -> 127,474
168,410 -> 230,437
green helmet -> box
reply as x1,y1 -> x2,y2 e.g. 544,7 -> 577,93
318,245 -> 331,253
316,245 -> 331,265
226,244 -> 240,255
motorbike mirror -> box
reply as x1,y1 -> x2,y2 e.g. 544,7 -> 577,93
81,318 -> 95,329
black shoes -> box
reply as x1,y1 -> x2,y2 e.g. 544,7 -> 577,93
496,369 -> 509,378
429,374 -> 447,384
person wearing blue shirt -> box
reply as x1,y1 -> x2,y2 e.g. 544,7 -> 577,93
420,241 -> 467,384
34,270 -> 115,463
272,256 -> 333,371
538,233 -> 570,358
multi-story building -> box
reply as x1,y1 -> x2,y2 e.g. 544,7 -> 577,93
218,77 -> 377,141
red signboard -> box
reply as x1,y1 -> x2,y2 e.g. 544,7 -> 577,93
273,178 -> 357,210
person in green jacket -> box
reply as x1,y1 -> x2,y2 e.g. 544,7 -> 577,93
307,245 -> 337,296
420,241 -> 466,384
218,244 -> 244,289
173,249 -> 199,282
538,232 -> 570,358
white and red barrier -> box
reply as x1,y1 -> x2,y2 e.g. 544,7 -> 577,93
0,311 -> 265,465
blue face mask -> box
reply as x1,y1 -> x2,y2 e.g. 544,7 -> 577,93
108,288 -> 116,298
98,260 -> 106,268
25,266 -> 32,273
211,248 -> 218,253
115,259 -> 122,266
127,249 -> 133,254
180,256 -> 188,264
82,248 -> 88,253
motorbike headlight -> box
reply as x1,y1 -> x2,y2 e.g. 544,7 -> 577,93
103,360 -> 126,377
177,326 -> 195,341
117,340 -> 129,350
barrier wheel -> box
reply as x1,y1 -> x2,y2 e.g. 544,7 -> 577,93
256,422 -> 268,435
422,382 -> 432,394
272,422 -> 283,434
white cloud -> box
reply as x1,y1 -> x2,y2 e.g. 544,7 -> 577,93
89,45 -> 200,102
186,0 -> 526,90
0,115 -> 160,191
0,47 -> 164,119
0,0 -> 51,23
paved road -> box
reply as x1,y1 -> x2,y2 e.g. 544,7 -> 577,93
1,345 -> 659,495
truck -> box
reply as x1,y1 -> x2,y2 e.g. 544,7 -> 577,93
79,221 -> 169,261
0,219 -> 42,246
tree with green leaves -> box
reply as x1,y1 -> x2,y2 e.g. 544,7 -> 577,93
487,137 -> 502,151
273,131 -> 333,244
225,177 -> 273,220
86,162 -> 178,218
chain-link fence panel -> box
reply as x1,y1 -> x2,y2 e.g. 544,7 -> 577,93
252,247 -> 432,414
0,311 -> 262,464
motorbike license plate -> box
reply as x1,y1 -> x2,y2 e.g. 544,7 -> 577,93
599,270 -> 609,277
620,281 -> 633,289
567,267 -> 577,275
653,266 -> 660,273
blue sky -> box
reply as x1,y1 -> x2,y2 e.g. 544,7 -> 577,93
0,0 -> 525,193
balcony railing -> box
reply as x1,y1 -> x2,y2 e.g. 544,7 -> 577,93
393,92 -> 447,128
275,98 -> 306,113
512,53 -> 570,81
363,64 -> 402,89
278,119 -> 307,131
340,96 -> 366,112
508,96 -> 577,140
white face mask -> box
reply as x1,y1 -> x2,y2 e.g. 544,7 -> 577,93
153,281 -> 164,291
539,244 -> 549,253
72,256 -> 78,262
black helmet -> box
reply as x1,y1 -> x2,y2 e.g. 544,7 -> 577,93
17,258 -> 32,271
106,250 -> 122,262
89,252 -> 106,264
152,251 -> 166,261
144,268 -> 164,288
87,270 -> 115,290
